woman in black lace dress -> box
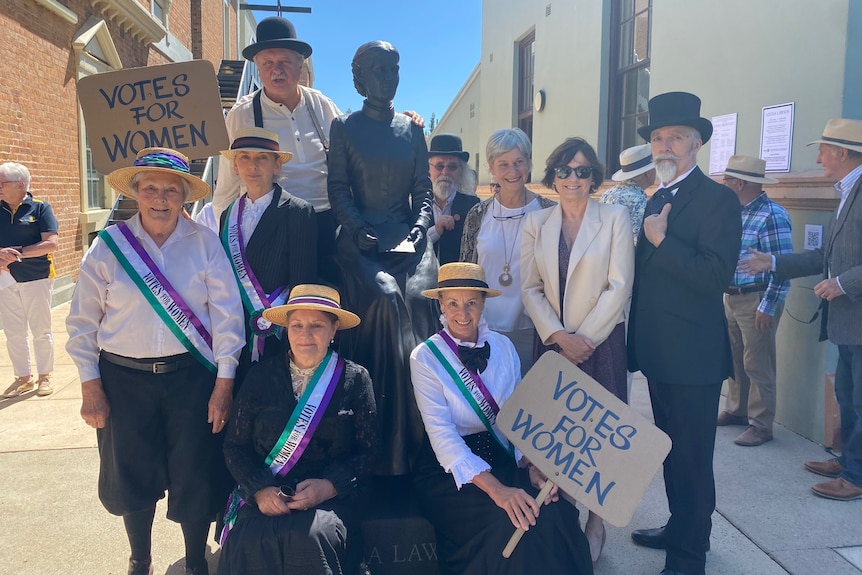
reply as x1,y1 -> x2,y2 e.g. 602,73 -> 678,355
217,285 -> 378,575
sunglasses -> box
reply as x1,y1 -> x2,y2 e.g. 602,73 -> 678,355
554,165 -> 594,180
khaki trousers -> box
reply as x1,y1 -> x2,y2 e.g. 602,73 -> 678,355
723,291 -> 782,431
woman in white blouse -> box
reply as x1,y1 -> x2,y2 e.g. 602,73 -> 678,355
459,128 -> 556,375
66,148 -> 245,575
409,262 -> 592,575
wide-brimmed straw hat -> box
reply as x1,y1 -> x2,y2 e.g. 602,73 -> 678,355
722,155 -> 778,185
220,128 -> 293,163
421,262 -> 502,299
638,91 -> 713,144
428,133 -> 469,162
107,147 -> 211,202
611,144 -> 655,181
807,118 -> 862,154
262,284 -> 360,330
242,17 -> 312,61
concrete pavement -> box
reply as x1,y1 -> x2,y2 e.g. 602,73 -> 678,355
0,303 -> 860,574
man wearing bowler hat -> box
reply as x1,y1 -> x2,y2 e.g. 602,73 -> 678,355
627,92 -> 742,575
719,156 -> 792,448
742,118 -> 862,501
426,134 -> 479,264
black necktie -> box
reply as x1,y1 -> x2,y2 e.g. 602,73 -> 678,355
649,187 -> 673,216
458,343 -> 491,374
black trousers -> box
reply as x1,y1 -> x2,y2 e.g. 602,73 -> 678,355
647,380 -> 722,575
97,355 -> 220,523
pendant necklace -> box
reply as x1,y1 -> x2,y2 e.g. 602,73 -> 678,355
495,188 -> 527,287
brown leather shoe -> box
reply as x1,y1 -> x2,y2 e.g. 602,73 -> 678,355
804,458 -> 841,478
734,426 -> 773,446
811,477 -> 862,501
717,411 -> 748,426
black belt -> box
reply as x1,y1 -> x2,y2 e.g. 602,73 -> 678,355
725,284 -> 769,296
101,351 -> 198,374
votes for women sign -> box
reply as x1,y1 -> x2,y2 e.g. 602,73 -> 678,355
78,60 -> 229,173
497,351 -> 671,527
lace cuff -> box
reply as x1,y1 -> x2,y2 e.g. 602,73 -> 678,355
449,452 -> 492,489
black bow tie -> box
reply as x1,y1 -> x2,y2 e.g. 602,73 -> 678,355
458,343 -> 491,374
648,187 -> 673,215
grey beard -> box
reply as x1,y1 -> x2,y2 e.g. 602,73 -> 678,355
655,160 -> 679,184
433,180 -> 456,201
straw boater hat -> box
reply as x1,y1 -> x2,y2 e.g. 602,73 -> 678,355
220,128 -> 293,163
722,155 -> 778,185
807,118 -> 862,154
421,262 -> 502,299
242,16 -> 312,61
611,144 -> 655,181
107,147 -> 211,202
638,91 -> 714,144
428,133 -> 469,162
262,284 -> 360,330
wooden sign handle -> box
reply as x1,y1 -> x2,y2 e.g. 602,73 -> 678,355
502,480 -> 556,558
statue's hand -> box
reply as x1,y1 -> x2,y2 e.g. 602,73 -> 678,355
356,227 -> 378,251
408,226 -> 425,245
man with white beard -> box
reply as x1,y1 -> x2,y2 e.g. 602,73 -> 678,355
426,134 -> 479,264
627,92 -> 741,575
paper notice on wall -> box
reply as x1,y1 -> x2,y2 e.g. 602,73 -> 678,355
760,103 -> 794,172
709,113 -> 738,175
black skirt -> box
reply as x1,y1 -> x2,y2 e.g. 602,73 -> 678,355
412,434 -> 594,575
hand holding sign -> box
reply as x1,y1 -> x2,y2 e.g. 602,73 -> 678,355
497,351 -> 671,557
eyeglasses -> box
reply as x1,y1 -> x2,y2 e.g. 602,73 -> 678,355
492,212 -> 525,221
554,165 -> 594,180
430,162 -> 461,173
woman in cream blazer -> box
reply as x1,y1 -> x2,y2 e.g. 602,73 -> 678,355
520,138 -> 634,567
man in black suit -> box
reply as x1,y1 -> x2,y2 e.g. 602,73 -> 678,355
426,134 -> 480,265
627,92 -> 742,575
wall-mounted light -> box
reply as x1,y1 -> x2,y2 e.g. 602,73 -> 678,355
534,89 -> 546,112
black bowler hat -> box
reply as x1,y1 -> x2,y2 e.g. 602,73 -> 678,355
242,17 -> 312,61
428,133 -> 469,162
637,91 -> 713,144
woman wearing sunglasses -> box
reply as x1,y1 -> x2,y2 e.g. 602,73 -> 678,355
459,128 -> 556,375
520,137 -> 634,566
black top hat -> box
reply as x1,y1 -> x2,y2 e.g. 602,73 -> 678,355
428,133 -> 469,162
242,17 -> 312,61
637,92 -> 713,144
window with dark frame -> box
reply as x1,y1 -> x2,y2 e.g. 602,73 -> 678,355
607,0 -> 651,173
516,31 -> 535,144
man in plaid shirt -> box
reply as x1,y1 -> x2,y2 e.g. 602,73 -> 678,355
718,155 -> 793,446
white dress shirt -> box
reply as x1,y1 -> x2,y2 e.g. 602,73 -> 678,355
240,189 -> 274,243
427,191 -> 456,244
410,316 -> 522,488
214,86 -> 341,217
66,214 -> 245,381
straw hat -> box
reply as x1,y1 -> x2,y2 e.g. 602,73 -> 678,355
262,284 -> 360,330
220,128 -> 293,163
421,262 -> 502,299
106,148 -> 211,202
611,144 -> 655,181
722,155 -> 778,184
807,118 -> 862,153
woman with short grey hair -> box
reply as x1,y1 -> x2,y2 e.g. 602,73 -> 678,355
460,128 -> 556,375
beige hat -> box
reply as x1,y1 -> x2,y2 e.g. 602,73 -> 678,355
220,128 -> 293,163
611,144 -> 655,182
107,147 -> 211,202
263,284 -> 360,330
421,262 -> 502,299
808,118 -> 862,153
722,155 -> 778,185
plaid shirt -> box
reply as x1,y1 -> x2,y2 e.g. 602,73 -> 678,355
733,192 -> 793,316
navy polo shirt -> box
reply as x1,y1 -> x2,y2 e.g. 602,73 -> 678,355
0,194 -> 58,282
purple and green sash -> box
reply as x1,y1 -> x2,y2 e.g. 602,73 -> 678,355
219,350 -> 344,545
221,197 -> 287,362
99,222 -> 216,373
424,330 -> 513,457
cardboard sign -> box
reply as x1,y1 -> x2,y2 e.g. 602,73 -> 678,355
497,351 -> 671,527
78,60 -> 229,173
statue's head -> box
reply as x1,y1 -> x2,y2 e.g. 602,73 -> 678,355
352,41 -> 400,103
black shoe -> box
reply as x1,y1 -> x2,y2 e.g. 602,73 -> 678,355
186,566 -> 209,575
632,526 -> 711,552
127,558 -> 153,575
632,526 -> 667,549
660,570 -> 688,575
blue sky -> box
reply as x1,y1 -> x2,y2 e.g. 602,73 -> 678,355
252,0 -> 482,128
